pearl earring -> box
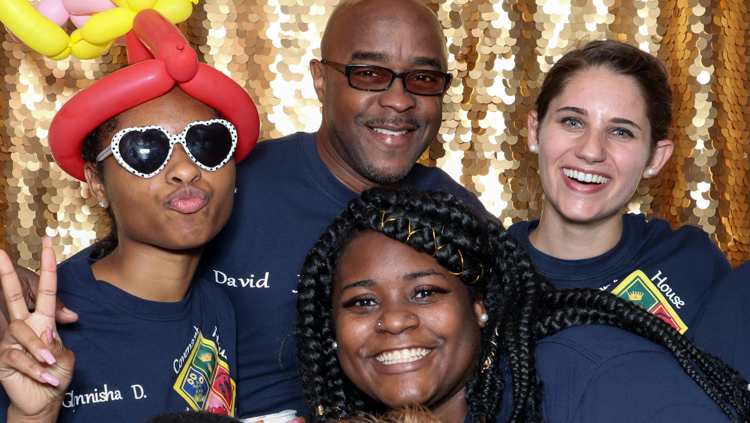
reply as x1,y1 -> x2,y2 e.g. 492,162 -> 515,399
529,144 -> 538,153
479,313 -> 489,323
646,168 -> 655,177
332,341 -> 338,350
99,201 -> 106,208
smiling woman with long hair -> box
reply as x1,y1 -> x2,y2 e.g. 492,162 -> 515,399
0,10 -> 258,423
296,187 -> 750,423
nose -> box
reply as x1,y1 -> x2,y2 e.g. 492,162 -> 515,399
375,304 -> 419,335
378,77 -> 417,113
164,144 -> 202,184
575,130 -> 606,163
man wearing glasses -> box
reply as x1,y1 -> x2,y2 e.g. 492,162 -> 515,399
3,0 -> 486,419
199,0 -> 486,418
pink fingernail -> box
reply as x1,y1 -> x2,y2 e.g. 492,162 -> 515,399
46,327 -> 54,344
40,349 -> 56,365
41,372 -> 59,387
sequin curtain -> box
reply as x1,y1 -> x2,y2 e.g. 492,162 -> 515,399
0,0 -> 748,268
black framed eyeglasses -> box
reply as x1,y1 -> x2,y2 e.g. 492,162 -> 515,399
321,59 -> 452,96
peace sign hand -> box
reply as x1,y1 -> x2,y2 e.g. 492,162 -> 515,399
0,238 -> 74,423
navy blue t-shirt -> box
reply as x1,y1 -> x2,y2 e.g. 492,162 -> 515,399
508,215 -> 730,339
198,132 -> 486,418
481,325 -> 732,422
694,262 -> 750,379
0,250 -> 238,422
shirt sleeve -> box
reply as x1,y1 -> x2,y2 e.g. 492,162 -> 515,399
693,265 -> 750,380
569,350 -> 732,423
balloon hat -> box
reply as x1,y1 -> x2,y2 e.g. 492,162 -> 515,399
48,9 -> 260,181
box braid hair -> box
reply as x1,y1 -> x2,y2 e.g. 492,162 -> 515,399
296,187 -> 750,423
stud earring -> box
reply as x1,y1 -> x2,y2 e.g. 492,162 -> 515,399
234,187 -> 238,194
99,201 -> 106,208
646,168 -> 655,177
529,144 -> 538,153
332,341 -> 337,350
479,313 -> 489,323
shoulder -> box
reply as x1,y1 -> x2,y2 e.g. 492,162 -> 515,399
632,215 -> 713,246
536,325 -> 730,422
403,164 -> 487,215
57,247 -> 97,287
536,324 -> 668,364
236,132 -> 314,173
628,215 -> 729,268
194,277 -> 236,321
692,262 -> 750,375
507,220 -> 534,241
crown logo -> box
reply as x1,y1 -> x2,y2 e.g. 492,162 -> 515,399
628,291 -> 644,301
198,352 -> 214,363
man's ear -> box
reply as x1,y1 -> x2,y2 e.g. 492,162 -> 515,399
310,59 -> 326,103
643,139 -> 674,178
84,162 -> 108,207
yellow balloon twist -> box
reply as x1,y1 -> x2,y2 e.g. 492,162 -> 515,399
0,0 -> 197,60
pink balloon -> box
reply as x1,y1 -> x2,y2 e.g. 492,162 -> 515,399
35,0 -> 70,27
69,13 -> 91,28
62,0 -> 116,15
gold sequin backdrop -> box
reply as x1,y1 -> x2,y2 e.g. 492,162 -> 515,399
0,0 -> 748,269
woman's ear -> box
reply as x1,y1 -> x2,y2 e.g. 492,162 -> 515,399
474,299 -> 488,328
84,162 -> 108,207
643,139 -> 674,178
527,110 -> 540,152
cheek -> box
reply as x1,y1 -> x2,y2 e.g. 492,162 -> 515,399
613,145 -> 651,179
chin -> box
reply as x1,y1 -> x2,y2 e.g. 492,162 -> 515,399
376,388 -> 433,408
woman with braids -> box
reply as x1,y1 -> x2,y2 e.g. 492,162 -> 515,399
508,39 -> 730,340
296,187 -> 749,423
0,10 -> 259,422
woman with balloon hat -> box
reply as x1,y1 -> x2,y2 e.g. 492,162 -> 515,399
0,9 -> 259,423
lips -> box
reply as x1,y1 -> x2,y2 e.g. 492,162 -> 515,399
363,118 -> 421,147
375,348 -> 432,365
563,168 -> 611,184
371,127 -> 410,137
165,186 -> 208,214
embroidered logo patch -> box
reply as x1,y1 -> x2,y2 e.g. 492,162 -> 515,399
610,270 -> 687,334
174,332 -> 236,416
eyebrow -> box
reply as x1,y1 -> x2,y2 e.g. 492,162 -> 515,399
555,106 -> 642,131
350,51 -> 443,69
340,279 -> 374,293
404,269 -> 445,281
339,269 -> 445,293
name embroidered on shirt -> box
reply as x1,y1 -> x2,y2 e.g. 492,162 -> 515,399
213,270 -> 270,288
650,270 -> 686,309
610,270 -> 687,334
62,384 -> 124,409
174,326 -> 201,373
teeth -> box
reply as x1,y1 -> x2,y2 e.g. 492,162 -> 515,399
563,168 -> 610,184
375,348 -> 431,365
372,127 -> 409,136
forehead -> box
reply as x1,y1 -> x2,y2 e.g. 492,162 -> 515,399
553,68 -> 648,121
327,6 -> 446,69
115,88 -> 217,134
337,231 -> 438,277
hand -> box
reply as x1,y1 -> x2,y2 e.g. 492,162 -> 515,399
0,238 -> 75,423
0,254 -> 78,339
